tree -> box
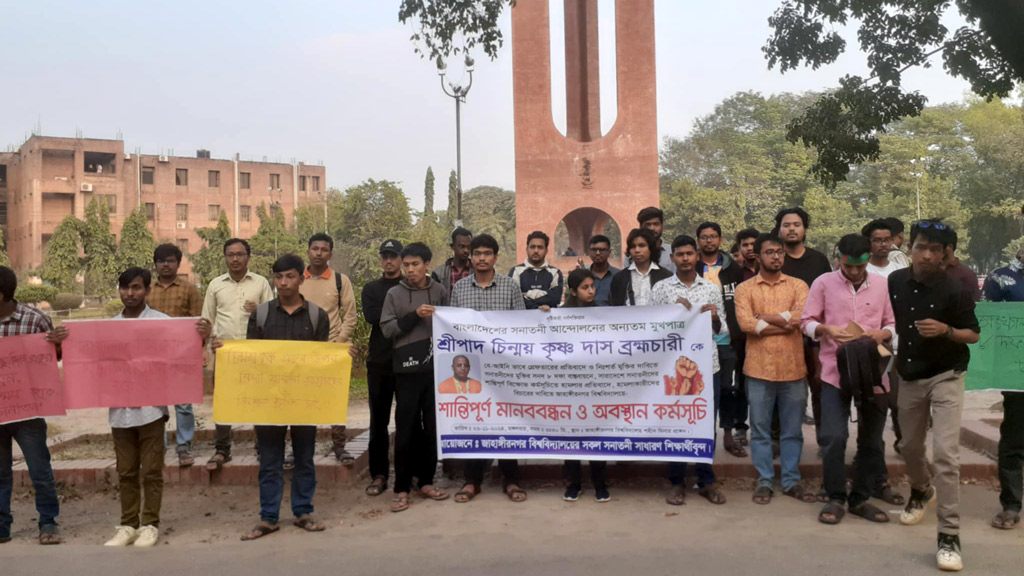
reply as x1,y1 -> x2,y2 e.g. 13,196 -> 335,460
661,180 -> 747,244
247,204 -> 304,279
39,215 -> 82,292
331,179 -> 414,287
461,185 -> 517,265
446,169 -> 459,229
424,166 -> 436,217
764,0 -> 1024,186
399,0 -> 514,61
0,231 -> 9,268
114,207 -> 156,273
192,210 -> 233,289
81,198 -> 118,298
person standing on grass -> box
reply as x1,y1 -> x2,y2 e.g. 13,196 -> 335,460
360,239 -> 404,497
238,255 -> 330,540
380,243 -> 450,513
889,219 -> 979,572
202,239 -> 274,472
0,266 -> 68,546
450,234 -> 528,504
652,235 -> 728,508
559,269 -> 610,503
103,267 -> 212,548
147,243 -> 203,468
299,232 -> 357,465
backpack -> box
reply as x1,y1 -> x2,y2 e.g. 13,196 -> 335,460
255,300 -> 323,335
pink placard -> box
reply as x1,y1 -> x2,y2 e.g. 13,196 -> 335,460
62,318 -> 204,409
0,333 -> 64,424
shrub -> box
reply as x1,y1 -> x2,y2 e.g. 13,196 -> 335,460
52,293 -> 84,312
103,299 -> 124,317
14,284 -> 59,305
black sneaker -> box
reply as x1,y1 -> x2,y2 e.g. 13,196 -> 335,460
899,485 -> 936,525
563,484 -> 582,502
936,533 -> 963,571
595,487 -> 611,502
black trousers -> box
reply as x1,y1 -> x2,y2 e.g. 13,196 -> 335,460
565,461 -> 607,489
718,344 -> 745,431
820,384 -> 887,507
393,372 -> 438,493
366,363 -> 397,481
999,391 -> 1024,513
464,459 -> 520,489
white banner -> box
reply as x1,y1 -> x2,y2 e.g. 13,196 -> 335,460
432,305 -> 716,462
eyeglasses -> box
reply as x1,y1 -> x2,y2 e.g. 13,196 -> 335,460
698,235 -> 719,242
761,249 -> 785,258
914,220 -> 949,231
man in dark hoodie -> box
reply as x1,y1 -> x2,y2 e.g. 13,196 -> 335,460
509,231 -> 564,309
380,242 -> 450,513
696,222 -> 748,459
432,227 -> 473,293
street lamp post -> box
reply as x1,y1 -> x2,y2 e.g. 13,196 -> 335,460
437,55 -> 475,224
268,187 -> 282,258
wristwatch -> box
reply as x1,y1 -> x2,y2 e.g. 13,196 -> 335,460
945,325 -> 954,339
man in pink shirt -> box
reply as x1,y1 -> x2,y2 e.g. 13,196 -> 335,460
801,234 -> 896,525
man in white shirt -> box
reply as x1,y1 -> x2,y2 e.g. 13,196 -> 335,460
862,219 -> 907,278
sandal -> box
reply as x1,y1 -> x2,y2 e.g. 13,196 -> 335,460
991,510 -> 1020,530
391,493 -> 410,513
206,452 -> 232,472
849,502 -> 890,523
336,450 -> 355,466
419,485 -> 450,501
698,484 -> 727,505
665,484 -> 686,506
454,484 -> 478,503
782,485 -> 817,504
504,484 -> 528,503
724,443 -> 748,458
365,476 -> 387,497
241,522 -> 279,541
38,525 -> 61,545
818,501 -> 846,525
872,484 -> 905,506
752,486 -> 773,505
293,515 -> 326,531
815,487 -> 829,503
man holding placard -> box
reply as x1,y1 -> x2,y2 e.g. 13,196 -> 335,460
0,266 -> 67,546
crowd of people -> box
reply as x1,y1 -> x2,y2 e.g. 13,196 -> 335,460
1,205 -> 1022,572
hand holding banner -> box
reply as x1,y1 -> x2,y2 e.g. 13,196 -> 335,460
966,302 -> 1024,391
213,340 -> 351,425
62,318 -> 204,409
0,333 -> 63,424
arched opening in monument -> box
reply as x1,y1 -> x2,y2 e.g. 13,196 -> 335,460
553,207 -> 622,269
548,0 -> 618,141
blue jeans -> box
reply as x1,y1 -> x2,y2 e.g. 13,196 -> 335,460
668,372 -> 721,488
254,425 -> 317,524
748,377 -> 807,491
174,404 -> 195,453
1,418 -> 59,538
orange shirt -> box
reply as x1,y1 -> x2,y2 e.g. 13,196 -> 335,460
733,273 -> 808,382
438,377 -> 482,394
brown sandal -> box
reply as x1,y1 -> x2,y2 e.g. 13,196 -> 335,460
365,476 -> 387,496
38,526 -> 61,545
991,510 -> 1020,530
419,485 -> 450,501
698,484 -> 727,505
504,485 -> 528,503
206,452 -> 231,472
454,484 -> 478,503
241,522 -> 279,541
752,486 -> 773,505
665,484 -> 686,506
293,515 -> 326,531
783,485 -> 817,504
391,493 -> 410,512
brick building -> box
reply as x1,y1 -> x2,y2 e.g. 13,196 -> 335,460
0,135 -> 325,280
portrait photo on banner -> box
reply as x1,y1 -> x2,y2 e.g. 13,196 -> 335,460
437,353 -> 484,395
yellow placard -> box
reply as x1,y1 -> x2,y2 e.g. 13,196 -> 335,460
212,339 -> 351,425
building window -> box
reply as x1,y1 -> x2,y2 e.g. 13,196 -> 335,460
145,203 -> 155,221
270,173 -> 280,189
100,194 -> 117,213
84,152 -> 116,175
175,168 -> 188,186
142,166 -> 155,185
311,176 -> 320,192
208,204 -> 220,221
175,203 -> 189,222
176,238 -> 189,254
0,202 -> 7,226
299,176 -> 307,191
208,170 -> 220,187
239,205 -> 251,223
0,165 -> 7,188
239,172 -> 251,189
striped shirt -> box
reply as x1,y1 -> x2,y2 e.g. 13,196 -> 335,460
450,273 -> 526,312
0,302 -> 54,337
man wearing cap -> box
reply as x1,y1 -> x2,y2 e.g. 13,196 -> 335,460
359,239 -> 404,496
299,233 -> 357,464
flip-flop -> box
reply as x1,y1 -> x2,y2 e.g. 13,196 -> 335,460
391,494 -> 410,513
818,501 -> 846,525
418,485 -> 450,501
454,484 -> 478,503
849,502 -> 890,523
293,515 -> 326,531
991,510 -> 1021,530
241,522 -> 279,541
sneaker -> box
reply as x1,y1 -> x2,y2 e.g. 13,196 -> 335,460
133,525 -> 159,548
899,485 -> 937,526
595,487 -> 611,503
103,526 -> 138,547
563,484 -> 582,502
936,533 -> 963,571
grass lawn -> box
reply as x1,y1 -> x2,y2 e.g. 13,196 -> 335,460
349,376 -> 368,401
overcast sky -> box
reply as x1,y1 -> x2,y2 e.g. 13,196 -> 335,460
0,0 -> 974,211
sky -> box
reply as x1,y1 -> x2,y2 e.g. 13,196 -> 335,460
0,0 -> 975,212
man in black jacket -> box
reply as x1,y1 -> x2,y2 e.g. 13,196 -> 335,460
611,228 -> 672,306
696,222 -> 748,458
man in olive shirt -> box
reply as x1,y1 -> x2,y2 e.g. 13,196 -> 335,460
202,238 -> 274,471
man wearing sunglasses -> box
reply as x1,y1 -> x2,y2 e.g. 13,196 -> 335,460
888,219 -> 980,572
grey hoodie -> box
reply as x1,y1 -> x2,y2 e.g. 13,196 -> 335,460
380,276 -> 449,371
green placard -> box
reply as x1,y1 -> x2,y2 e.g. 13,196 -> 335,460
965,302 -> 1024,391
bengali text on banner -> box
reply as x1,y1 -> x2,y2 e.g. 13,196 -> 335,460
966,302 -> 1024,391
62,317 -> 204,409
0,333 -> 64,424
213,340 -> 351,425
432,305 -> 716,463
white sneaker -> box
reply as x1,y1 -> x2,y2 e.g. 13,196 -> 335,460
936,534 -> 963,571
103,526 -> 138,547
899,486 -> 937,526
133,525 -> 159,548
